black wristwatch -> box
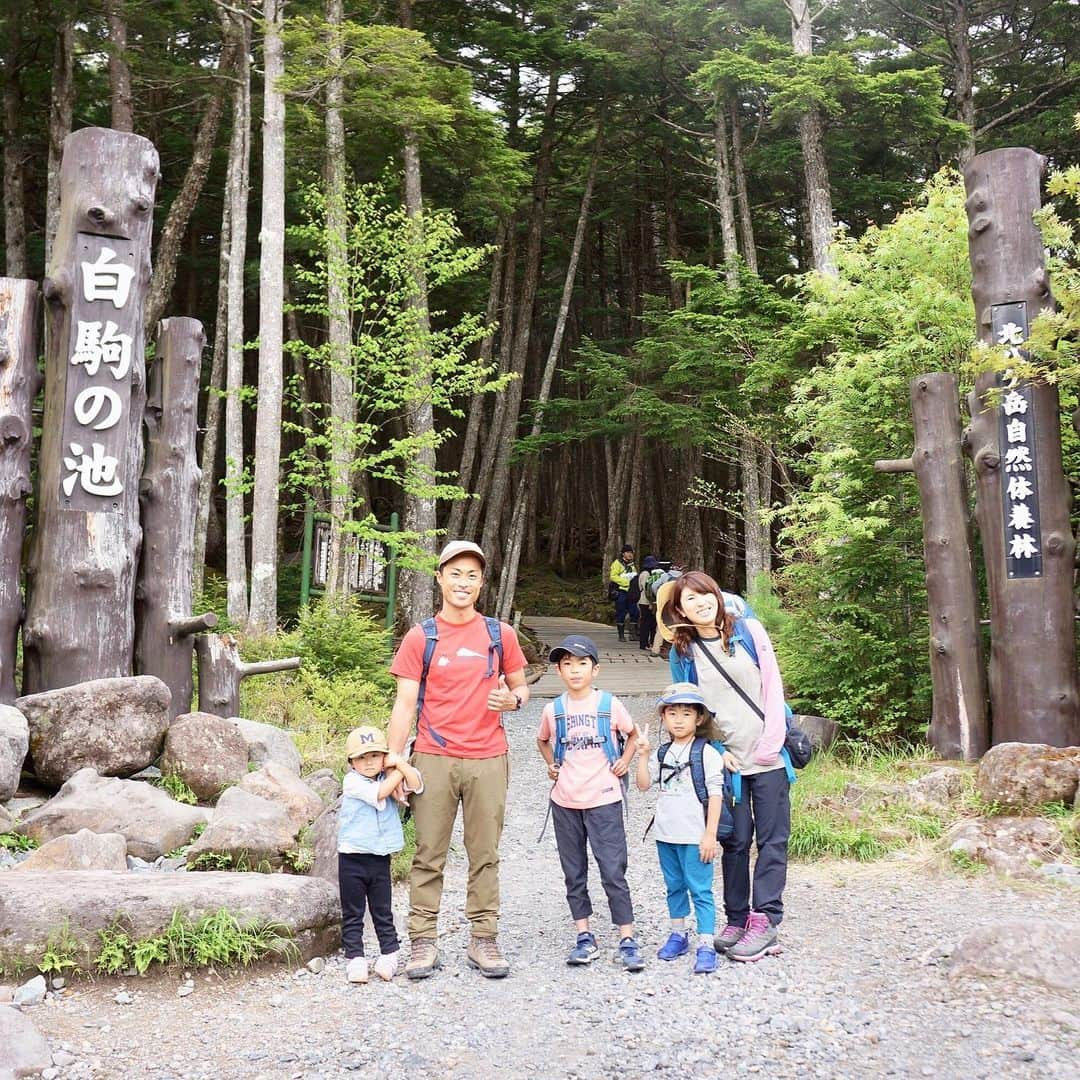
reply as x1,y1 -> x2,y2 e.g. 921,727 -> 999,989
511,692 -> 523,711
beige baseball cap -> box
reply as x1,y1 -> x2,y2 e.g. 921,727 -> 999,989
345,725 -> 388,759
437,540 -> 486,570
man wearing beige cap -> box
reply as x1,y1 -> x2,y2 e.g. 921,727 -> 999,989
387,539 -> 529,979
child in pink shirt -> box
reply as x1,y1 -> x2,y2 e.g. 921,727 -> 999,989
536,635 -> 643,971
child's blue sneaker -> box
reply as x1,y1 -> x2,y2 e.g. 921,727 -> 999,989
656,932 -> 689,961
693,943 -> 717,974
566,931 -> 599,965
617,936 -> 645,972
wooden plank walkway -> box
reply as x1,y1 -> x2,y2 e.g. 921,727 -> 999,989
521,614 -> 673,698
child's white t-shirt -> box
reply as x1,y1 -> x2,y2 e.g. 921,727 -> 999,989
647,740 -> 724,844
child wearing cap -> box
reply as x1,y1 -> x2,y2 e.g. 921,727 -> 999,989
635,683 -> 733,974
338,725 -> 424,984
536,635 -> 644,971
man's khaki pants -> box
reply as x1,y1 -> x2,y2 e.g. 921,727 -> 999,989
408,751 -> 509,940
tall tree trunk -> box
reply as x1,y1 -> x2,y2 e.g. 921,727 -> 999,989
786,0 -> 836,276
323,0 -> 354,596
599,435 -> 634,590
107,1 -> 134,132
248,0 -> 286,633
712,92 -> 738,286
46,20 -> 74,267
741,435 -> 769,584
479,72 -> 559,577
729,95 -> 758,274
145,27 -> 237,333
946,1 -> 977,164
495,128 -> 601,618
2,26 -> 27,278
223,4 -> 251,626
192,194 -> 230,600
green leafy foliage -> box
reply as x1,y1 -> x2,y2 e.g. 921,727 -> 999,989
158,773 -> 198,806
38,922 -> 81,976
0,832 -> 37,853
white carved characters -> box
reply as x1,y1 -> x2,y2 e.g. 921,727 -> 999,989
997,322 -> 1040,571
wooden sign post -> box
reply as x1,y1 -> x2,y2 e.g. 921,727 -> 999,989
23,127 -> 159,693
963,147 -> 1080,747
0,280 -> 42,703
135,318 -> 218,718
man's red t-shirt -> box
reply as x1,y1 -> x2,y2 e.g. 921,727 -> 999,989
391,613 -> 527,758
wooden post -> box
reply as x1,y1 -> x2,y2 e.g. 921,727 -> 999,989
195,632 -> 300,718
23,127 -> 159,693
963,147 -> 1080,747
0,280 -> 42,703
135,318 -> 218,719
875,373 -> 989,759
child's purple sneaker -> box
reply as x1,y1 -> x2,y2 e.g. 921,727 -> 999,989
656,932 -> 689,961
693,944 -> 717,974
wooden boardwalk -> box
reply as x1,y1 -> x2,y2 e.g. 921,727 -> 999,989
521,614 -> 673,698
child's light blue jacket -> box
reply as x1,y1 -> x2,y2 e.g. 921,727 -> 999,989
337,772 -> 405,856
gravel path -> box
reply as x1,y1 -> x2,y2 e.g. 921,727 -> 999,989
30,696 -> 1080,1079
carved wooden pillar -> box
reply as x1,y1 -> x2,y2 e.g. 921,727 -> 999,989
0,280 -> 42,703
963,147 -> 1079,747
135,318 -> 218,719
876,373 -> 988,759
23,127 -> 159,693
195,632 -> 299,718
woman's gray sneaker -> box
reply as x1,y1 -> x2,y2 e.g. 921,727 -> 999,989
727,913 -> 780,962
714,922 -> 747,953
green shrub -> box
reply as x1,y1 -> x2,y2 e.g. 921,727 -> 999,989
0,832 -> 37,853
158,773 -> 198,805
39,922 -> 81,976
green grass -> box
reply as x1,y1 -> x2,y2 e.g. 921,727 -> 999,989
157,773 -> 199,805
0,832 -> 37,853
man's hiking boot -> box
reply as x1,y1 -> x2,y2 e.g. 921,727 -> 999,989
715,922 -> 747,953
566,932 -> 599,965
467,935 -> 510,978
617,624 -> 625,641
404,938 -> 440,980
693,944 -> 717,974
727,913 -> 781,962
656,932 -> 689,961
617,936 -> 645,972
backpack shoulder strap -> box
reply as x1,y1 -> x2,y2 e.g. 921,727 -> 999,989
553,693 -> 568,767
731,617 -> 759,666
483,617 -> 504,679
416,618 -> 447,748
688,737 -> 708,807
595,690 -> 617,765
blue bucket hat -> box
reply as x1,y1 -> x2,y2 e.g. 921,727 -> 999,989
548,634 -> 600,664
656,682 -> 712,718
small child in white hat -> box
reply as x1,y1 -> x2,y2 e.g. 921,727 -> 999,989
338,725 -> 423,984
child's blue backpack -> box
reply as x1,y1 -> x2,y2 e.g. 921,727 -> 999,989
650,737 -> 742,841
552,690 -> 620,769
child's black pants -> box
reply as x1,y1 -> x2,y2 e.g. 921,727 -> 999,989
551,801 -> 634,928
338,852 -> 399,958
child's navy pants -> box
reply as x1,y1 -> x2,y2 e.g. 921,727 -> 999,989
551,801 -> 634,928
339,852 -> 399,958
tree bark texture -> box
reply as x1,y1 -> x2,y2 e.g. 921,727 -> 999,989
740,435 -> 770,583
729,97 -> 758,274
135,319 -> 218,720
248,0 -> 287,633
2,26 -> 27,279
0,279 -> 40,702
23,127 -> 159,693
712,95 -> 738,286
946,1 -> 977,164
46,20 -> 74,268
107,2 -> 134,132
195,632 -> 299,718
875,373 -> 989,759
787,0 -> 836,277
962,147 -> 1079,747
223,5 -> 251,625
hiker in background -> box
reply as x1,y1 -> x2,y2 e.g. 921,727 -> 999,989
636,555 -> 663,654
634,683 -> 730,974
608,543 -> 637,641
664,571 -> 789,964
386,540 -> 530,980
536,634 -> 643,971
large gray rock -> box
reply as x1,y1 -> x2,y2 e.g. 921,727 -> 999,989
976,741 -> 1080,810
907,766 -> 966,807
946,815 -> 1064,877
0,802 -> 15,832
793,713 -> 839,752
18,768 -> 207,860
159,712 -> 249,802
305,768 -> 341,806
185,787 -> 298,869
0,1005 -> 52,1077
10,828 -> 127,873
308,796 -> 341,889
949,919 -> 1080,990
0,704 -> 28,801
238,762 -> 323,833
0,870 -> 340,973
230,716 -> 302,775
17,676 -> 171,789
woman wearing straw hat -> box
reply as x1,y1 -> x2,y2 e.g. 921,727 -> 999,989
656,571 -> 790,964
